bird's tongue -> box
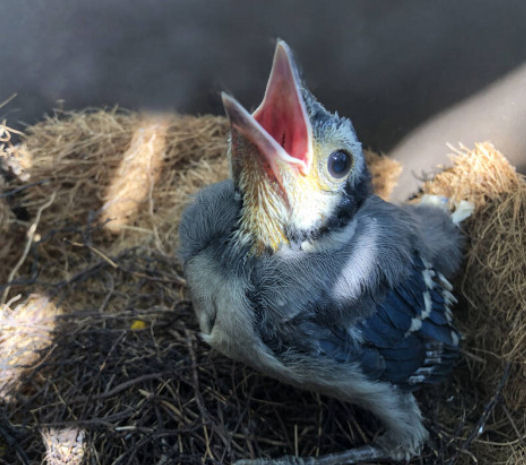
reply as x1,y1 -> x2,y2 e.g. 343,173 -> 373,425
253,43 -> 311,168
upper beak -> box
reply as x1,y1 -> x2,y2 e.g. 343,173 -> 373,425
222,40 -> 313,180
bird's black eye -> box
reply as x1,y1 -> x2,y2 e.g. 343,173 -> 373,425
327,150 -> 352,178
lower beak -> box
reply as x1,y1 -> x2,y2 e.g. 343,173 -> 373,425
222,40 -> 313,184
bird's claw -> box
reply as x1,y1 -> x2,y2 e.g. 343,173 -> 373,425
418,194 -> 474,225
450,199 -> 475,225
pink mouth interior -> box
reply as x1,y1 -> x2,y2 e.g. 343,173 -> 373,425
253,57 -> 310,166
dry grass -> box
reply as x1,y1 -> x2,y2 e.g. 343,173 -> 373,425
0,111 -> 522,465
8,109 -> 229,256
0,121 -> 27,287
366,150 -> 402,200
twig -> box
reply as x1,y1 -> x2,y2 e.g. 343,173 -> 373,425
1,191 -> 56,304
79,331 -> 127,419
446,363 -> 511,465
68,240 -> 119,268
186,331 -> 216,462
0,423 -> 30,465
0,93 -> 17,110
502,404 -> 525,447
0,179 -> 50,198
40,372 -> 170,407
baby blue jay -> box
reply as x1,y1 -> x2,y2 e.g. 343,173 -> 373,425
179,40 -> 466,464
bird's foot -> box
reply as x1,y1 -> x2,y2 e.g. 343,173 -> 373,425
373,422 -> 428,462
232,444 -> 389,465
418,194 -> 475,226
450,199 -> 474,225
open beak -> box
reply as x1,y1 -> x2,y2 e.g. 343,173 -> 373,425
222,40 -> 313,185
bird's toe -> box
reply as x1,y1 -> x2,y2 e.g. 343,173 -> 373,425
375,427 -> 428,462
451,200 -> 475,225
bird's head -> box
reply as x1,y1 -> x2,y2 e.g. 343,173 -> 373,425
223,40 -> 371,255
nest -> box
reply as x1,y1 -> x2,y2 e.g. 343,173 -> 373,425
419,143 -> 526,464
0,110 -> 523,465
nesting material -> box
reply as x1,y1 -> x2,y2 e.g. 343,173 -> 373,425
101,114 -> 170,233
3,110 -> 229,257
1,118 -> 28,178
365,149 -> 402,200
42,428 -> 85,465
1,143 -> 33,182
420,142 -> 526,464
0,126 -> 21,284
0,197 -> 12,234
0,294 -> 60,401
1,120 -> 18,234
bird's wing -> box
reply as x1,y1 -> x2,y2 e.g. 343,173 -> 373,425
317,254 -> 461,390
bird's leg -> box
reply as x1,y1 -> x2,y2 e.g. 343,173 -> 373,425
235,391 -> 427,465
233,444 -> 389,465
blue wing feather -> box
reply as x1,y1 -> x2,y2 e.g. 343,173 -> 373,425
318,254 -> 460,390
428,304 -> 450,325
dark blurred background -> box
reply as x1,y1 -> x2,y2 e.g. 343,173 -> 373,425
2,0 -> 526,198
